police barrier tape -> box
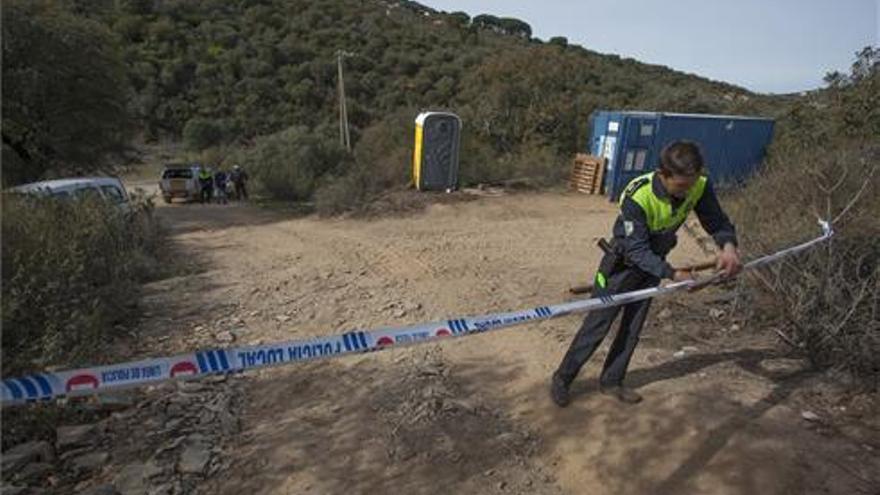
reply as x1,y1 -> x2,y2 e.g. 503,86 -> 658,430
1,221 -> 833,406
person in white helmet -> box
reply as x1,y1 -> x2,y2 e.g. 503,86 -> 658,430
229,164 -> 249,201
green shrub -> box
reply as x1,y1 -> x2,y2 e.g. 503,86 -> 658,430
183,117 -> 227,151
458,132 -> 500,185
314,112 -> 413,215
727,61 -> 880,383
728,142 -> 879,382
352,111 -> 414,189
240,126 -> 349,201
315,173 -> 364,215
2,0 -> 131,186
1,193 -> 164,375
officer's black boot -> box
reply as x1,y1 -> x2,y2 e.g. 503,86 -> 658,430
550,371 -> 571,408
599,384 -> 643,404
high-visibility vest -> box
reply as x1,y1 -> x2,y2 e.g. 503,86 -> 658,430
619,172 -> 707,233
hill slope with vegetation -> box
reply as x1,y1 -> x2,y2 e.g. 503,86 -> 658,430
4,0 -> 777,196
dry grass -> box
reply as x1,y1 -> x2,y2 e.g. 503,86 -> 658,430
728,142 -> 879,385
1,193 -> 166,375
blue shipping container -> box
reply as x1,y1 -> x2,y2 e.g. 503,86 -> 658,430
587,111 -> 775,199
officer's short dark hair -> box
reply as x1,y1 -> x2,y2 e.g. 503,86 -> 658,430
659,141 -> 704,177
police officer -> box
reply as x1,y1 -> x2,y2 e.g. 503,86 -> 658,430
229,165 -> 249,201
551,140 -> 742,407
198,166 -> 214,204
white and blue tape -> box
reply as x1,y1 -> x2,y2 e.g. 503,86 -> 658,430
1,221 -> 833,406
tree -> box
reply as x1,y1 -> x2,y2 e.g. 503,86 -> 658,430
2,0 -> 131,186
498,17 -> 531,39
823,46 -> 879,89
446,11 -> 470,27
183,118 -> 227,151
472,14 -> 502,33
549,36 -> 568,47
850,45 -> 879,83
823,70 -> 848,88
472,15 -> 531,39
241,126 -> 348,201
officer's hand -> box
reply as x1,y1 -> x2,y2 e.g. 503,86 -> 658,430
673,270 -> 695,282
716,243 -> 743,278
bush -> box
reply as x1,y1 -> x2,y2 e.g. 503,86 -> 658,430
314,173 -> 364,215
314,112 -> 413,215
1,193 -> 164,375
728,142 -> 879,382
458,135 -> 566,187
3,0 -> 131,186
183,118 -> 228,151
548,36 -> 568,48
457,132 -> 500,185
239,126 -> 349,201
726,50 -> 880,385
352,111 -> 413,189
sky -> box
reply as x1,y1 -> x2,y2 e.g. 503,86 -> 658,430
423,0 -> 879,94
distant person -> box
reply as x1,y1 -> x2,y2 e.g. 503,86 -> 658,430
214,169 -> 229,204
550,141 -> 742,407
230,165 -> 249,201
198,166 -> 214,204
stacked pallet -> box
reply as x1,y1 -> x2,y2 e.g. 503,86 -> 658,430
569,154 -> 606,195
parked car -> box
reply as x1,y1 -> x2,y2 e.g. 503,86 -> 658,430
9,177 -> 131,211
159,164 -> 202,203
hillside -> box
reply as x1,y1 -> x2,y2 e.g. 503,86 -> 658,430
3,0 -> 785,190
94,0 -> 772,139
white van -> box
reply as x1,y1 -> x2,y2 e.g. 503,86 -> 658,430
9,177 -> 131,211
159,165 -> 202,203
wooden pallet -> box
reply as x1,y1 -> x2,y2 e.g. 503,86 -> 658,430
569,154 -> 606,195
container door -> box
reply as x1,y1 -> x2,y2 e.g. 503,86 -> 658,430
600,117 -> 621,199
588,113 -> 607,155
613,117 -> 657,198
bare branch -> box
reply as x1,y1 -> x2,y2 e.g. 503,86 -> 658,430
824,279 -> 872,340
828,160 -> 850,193
831,160 -> 878,225
774,327 -> 800,348
808,165 -> 831,194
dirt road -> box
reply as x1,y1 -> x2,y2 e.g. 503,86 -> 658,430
117,189 -> 879,494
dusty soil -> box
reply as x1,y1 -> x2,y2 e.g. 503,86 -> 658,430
16,186 -> 880,494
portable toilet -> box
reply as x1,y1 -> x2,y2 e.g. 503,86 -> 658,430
587,111 -> 775,199
413,112 -> 461,191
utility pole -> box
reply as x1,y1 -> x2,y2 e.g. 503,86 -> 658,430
336,50 -> 354,152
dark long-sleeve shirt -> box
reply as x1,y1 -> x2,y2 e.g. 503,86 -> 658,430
611,174 -> 737,280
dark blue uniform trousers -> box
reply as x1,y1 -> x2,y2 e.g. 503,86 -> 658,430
556,267 -> 660,387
